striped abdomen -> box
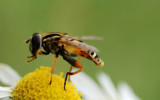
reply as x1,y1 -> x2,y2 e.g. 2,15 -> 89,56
87,50 -> 104,67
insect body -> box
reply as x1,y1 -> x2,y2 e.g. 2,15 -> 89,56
26,32 -> 104,90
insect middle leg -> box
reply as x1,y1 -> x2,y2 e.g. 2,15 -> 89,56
36,50 -> 56,85
49,56 -> 58,84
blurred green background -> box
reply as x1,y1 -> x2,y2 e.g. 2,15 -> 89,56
0,0 -> 160,100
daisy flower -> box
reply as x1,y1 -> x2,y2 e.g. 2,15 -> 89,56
0,63 -> 82,100
0,63 -> 141,100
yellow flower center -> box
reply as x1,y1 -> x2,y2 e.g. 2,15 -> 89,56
12,66 -> 82,100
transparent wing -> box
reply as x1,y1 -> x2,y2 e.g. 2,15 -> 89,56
59,38 -> 99,52
71,36 -> 103,40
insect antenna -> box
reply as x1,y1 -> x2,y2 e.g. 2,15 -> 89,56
26,39 -> 30,43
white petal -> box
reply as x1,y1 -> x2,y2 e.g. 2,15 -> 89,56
97,72 -> 119,99
0,86 -> 12,99
0,92 -> 11,98
71,71 -> 106,100
0,63 -> 21,86
118,82 -> 141,100
0,87 -> 12,92
1,97 -> 11,100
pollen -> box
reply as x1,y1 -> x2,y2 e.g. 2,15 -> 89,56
12,66 -> 82,100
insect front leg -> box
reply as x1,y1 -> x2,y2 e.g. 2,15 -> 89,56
26,56 -> 37,63
26,49 -> 43,63
62,55 -> 83,90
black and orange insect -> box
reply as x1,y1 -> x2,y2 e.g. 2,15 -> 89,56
26,32 -> 104,90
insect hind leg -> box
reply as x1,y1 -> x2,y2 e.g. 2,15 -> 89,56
68,65 -> 73,82
62,55 -> 83,90
68,57 -> 83,81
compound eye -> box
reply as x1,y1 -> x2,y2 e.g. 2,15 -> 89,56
29,33 -> 42,56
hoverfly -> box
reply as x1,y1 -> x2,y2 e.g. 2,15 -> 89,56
26,32 -> 104,90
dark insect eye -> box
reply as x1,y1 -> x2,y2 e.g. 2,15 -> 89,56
29,33 -> 42,55
31,33 -> 42,47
